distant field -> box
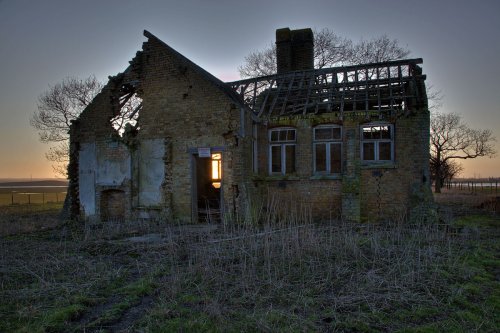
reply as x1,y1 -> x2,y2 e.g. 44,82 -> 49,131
0,179 -> 68,187
0,186 -> 67,206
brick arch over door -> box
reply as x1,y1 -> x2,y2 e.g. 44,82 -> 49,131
100,189 -> 126,221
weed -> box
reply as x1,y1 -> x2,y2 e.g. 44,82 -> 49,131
1,196 -> 499,331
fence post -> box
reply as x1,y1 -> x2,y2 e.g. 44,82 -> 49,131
11,192 -> 14,205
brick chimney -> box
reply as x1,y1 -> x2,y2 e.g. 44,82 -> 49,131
276,28 -> 314,74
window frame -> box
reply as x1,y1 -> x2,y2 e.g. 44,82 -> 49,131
313,124 -> 343,175
360,123 -> 394,163
268,127 -> 296,175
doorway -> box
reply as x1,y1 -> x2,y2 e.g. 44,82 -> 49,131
194,152 -> 222,222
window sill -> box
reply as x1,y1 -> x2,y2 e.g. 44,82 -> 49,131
361,162 -> 396,169
309,174 -> 342,180
135,206 -> 163,210
252,175 -> 301,181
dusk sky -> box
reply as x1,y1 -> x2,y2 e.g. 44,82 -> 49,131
0,0 -> 499,179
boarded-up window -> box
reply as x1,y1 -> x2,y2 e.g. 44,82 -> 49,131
100,189 -> 125,221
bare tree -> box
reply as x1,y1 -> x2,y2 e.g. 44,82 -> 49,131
238,28 -> 408,78
31,76 -> 102,143
30,75 -> 141,177
239,44 -> 277,78
349,34 -> 409,64
426,85 -> 444,112
30,76 -> 103,177
45,141 -> 71,177
430,112 -> 496,193
312,28 -> 353,68
430,158 -> 463,190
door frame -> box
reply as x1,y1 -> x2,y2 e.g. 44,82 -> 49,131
189,146 -> 225,222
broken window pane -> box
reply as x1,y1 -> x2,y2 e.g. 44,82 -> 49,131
361,124 -> 394,162
380,126 -> 391,139
363,126 -> 374,140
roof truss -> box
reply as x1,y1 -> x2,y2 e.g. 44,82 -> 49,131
228,58 -> 426,119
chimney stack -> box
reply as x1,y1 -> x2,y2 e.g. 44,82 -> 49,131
276,28 -> 314,74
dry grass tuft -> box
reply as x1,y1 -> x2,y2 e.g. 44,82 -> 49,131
1,194 -> 498,332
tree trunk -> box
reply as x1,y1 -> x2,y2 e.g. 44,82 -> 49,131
434,160 -> 442,193
434,151 -> 442,193
434,177 -> 442,193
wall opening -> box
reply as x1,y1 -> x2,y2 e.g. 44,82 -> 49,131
100,189 -> 126,221
111,81 -> 143,137
194,153 -> 222,222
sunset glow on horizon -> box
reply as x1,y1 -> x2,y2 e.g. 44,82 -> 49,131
1,0 -> 499,179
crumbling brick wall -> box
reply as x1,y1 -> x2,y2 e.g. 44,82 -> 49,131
69,31 -> 252,223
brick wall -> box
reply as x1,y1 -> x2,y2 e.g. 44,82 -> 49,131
134,36 -> 249,222
69,30 -> 432,224
251,108 -> 432,222
70,32 -> 251,223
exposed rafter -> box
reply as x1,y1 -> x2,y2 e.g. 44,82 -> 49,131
227,58 -> 426,119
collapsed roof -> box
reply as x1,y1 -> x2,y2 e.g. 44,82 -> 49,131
228,58 -> 426,119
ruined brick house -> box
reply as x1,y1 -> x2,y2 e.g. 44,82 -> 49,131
68,28 -> 432,223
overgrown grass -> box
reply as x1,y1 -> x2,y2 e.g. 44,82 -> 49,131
0,202 -> 63,235
0,199 -> 498,332
134,218 -> 499,332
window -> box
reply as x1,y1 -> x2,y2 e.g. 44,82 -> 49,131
211,153 -> 222,188
269,128 -> 296,175
313,125 -> 342,174
361,124 -> 394,162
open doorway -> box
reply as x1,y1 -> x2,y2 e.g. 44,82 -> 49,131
194,152 -> 222,222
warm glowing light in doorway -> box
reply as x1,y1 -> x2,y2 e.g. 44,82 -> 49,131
211,153 -> 221,188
